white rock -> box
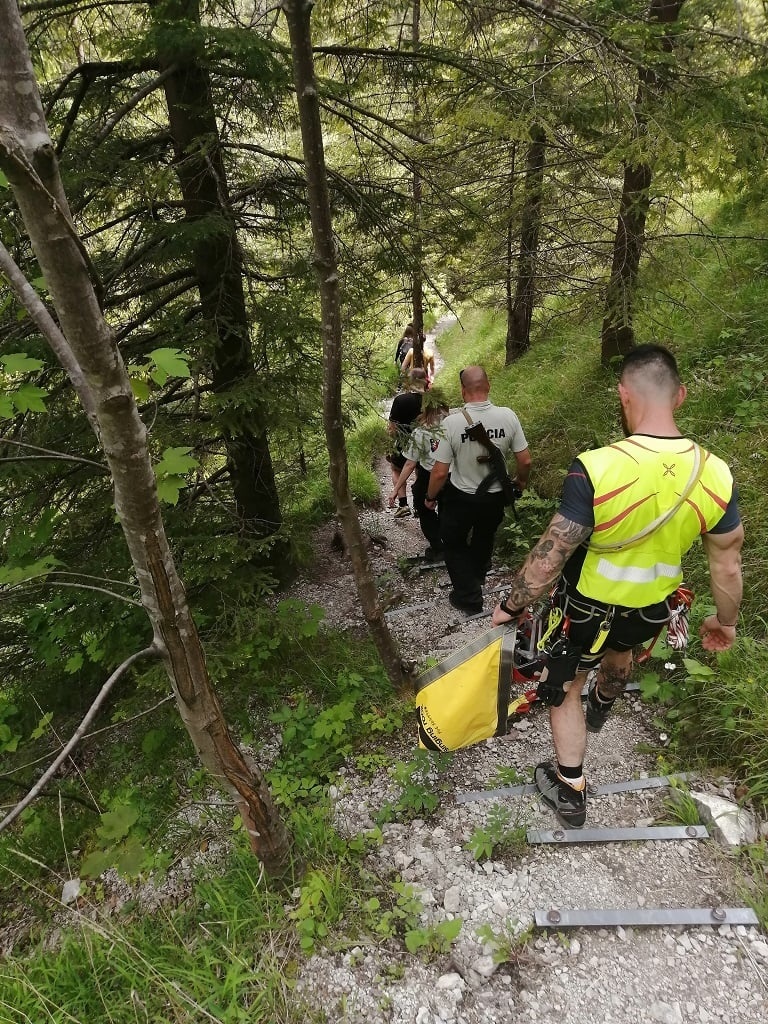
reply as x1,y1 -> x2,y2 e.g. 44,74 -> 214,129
649,1001 -> 683,1024
415,1008 -> 431,1024
470,955 -> 497,979
435,972 -> 466,991
443,886 -> 462,913
61,879 -> 81,905
689,791 -> 758,846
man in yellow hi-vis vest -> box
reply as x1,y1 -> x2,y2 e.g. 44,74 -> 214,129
492,344 -> 743,828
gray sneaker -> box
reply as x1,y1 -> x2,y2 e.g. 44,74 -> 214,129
392,505 -> 412,518
534,762 -> 587,828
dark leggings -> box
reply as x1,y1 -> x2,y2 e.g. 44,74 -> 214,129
412,465 -> 442,551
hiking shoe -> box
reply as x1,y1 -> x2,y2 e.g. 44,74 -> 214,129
585,670 -> 615,734
448,591 -> 482,615
392,505 -> 412,518
534,762 -> 587,829
424,546 -> 444,563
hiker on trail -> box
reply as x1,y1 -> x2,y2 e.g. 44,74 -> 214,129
492,344 -> 743,830
425,365 -> 531,614
394,324 -> 415,370
400,339 -> 436,388
388,396 -> 449,559
387,368 -> 427,518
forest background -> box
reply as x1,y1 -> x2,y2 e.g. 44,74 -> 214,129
1,0 -> 768,1018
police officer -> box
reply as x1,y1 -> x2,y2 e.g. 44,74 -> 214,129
492,344 -> 743,829
425,365 -> 531,614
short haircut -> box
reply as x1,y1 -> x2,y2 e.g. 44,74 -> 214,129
620,344 -> 680,393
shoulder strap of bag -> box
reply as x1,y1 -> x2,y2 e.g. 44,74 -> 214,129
589,443 -> 706,552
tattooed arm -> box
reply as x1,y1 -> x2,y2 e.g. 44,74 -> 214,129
492,513 -> 592,624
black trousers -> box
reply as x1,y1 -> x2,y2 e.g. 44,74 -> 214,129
412,465 -> 442,552
438,482 -> 506,606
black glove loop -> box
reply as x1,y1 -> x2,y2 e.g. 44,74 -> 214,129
535,647 -> 582,708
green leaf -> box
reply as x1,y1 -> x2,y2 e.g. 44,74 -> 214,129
154,447 -> 199,477
437,917 -> 462,941
81,849 -> 113,878
97,803 -> 139,842
30,711 -> 53,740
130,377 -> 152,402
13,384 -> 48,413
683,658 -> 715,678
149,347 -> 191,386
156,476 -> 183,506
0,170 -> 8,189
0,395 -> 14,419
115,836 -> 148,877
1,352 -> 44,374
65,654 -> 84,675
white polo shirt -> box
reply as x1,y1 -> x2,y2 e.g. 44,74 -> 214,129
402,424 -> 445,472
434,400 -> 527,495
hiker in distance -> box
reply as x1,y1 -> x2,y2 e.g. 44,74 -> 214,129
492,344 -> 743,829
425,365 -> 531,614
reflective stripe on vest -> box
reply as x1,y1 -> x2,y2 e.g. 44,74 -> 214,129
577,437 -> 733,607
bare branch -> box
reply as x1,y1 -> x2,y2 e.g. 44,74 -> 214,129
0,240 -> 99,427
0,437 -> 106,470
0,645 -> 159,835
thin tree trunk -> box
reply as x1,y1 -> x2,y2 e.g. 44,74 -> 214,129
504,143 -> 517,343
601,0 -> 685,366
281,0 -> 406,691
158,0 -> 282,538
506,125 -> 546,364
0,0 -> 291,874
410,0 -> 424,368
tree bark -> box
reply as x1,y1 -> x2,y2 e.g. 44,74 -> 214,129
600,0 -> 685,366
0,0 -> 291,874
506,125 -> 546,364
410,0 -> 425,368
281,0 -> 406,692
158,0 -> 282,539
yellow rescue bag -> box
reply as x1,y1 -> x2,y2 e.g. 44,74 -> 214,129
415,626 -> 517,751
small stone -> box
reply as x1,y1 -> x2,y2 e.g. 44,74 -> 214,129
444,886 -> 462,913
469,955 -> 497,979
435,972 -> 466,991
569,939 -> 581,957
61,879 -> 81,905
750,940 -> 768,960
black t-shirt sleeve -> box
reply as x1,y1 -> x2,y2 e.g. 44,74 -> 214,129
707,484 -> 741,535
558,459 -> 595,528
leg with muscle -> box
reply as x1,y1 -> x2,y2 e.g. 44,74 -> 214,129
548,669 -> 589,767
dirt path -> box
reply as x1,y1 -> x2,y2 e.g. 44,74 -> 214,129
286,320 -> 768,1024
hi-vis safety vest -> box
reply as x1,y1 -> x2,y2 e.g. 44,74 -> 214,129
576,436 -> 733,607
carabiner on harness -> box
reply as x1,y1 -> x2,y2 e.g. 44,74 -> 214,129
589,606 -> 615,654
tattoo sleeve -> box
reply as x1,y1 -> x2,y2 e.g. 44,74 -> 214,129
503,514 -> 591,609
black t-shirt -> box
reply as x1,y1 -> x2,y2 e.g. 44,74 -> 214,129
389,392 -> 422,428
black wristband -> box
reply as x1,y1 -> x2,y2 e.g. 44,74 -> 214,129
500,597 -> 525,617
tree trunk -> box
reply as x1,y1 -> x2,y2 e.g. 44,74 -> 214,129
601,0 -> 685,366
410,0 -> 424,368
158,0 -> 282,538
282,0 -> 406,692
0,0 -> 291,874
506,125 -> 546,364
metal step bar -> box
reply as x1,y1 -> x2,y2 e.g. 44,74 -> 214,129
456,773 -> 693,805
527,824 -> 709,844
534,906 -> 759,928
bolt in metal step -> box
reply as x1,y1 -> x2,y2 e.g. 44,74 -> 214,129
534,906 -> 759,928
527,824 -> 709,844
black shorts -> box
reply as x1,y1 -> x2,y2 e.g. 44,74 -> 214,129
388,451 -> 407,471
556,584 -> 673,671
